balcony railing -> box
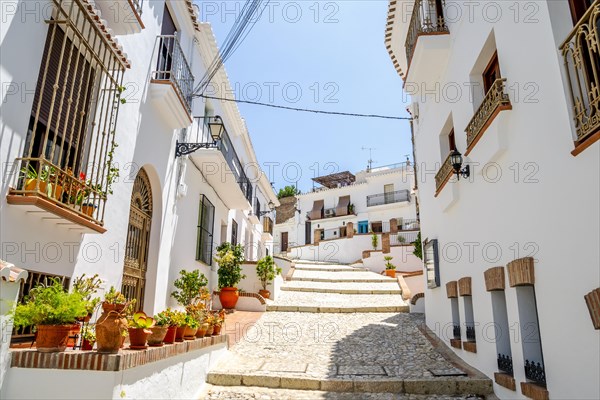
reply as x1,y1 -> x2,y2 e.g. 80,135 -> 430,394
187,117 -> 253,204
131,0 -> 144,15
453,324 -> 461,340
465,78 -> 512,150
435,152 -> 453,193
466,326 -> 476,342
263,216 -> 274,235
367,190 -> 410,207
524,360 -> 546,385
560,0 -> 600,144
405,0 -> 449,68
391,231 -> 419,245
398,218 -> 420,230
152,35 -> 194,114
497,354 -> 514,376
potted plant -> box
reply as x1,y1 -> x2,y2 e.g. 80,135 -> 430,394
154,309 -> 177,344
20,164 -> 49,195
212,310 -> 225,335
81,326 -> 96,350
96,287 -> 129,354
183,313 -> 199,340
13,278 -> 88,352
256,255 -> 281,299
214,242 -> 246,309
205,313 -> 216,336
384,256 -> 397,278
72,273 -> 102,321
397,234 -> 406,243
348,203 -> 355,214
372,233 -> 379,250
171,310 -> 187,342
149,311 -> 171,346
171,269 -> 208,308
127,311 -> 154,350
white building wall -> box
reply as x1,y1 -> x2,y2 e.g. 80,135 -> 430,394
388,1 -> 600,398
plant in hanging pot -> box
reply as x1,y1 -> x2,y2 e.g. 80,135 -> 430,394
95,287 -> 129,354
13,278 -> 88,353
127,311 -> 155,350
256,255 -> 281,300
214,242 -> 246,310
384,256 -> 397,278
81,325 -> 96,350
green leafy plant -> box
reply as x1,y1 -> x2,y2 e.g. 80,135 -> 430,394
105,140 -> 120,196
277,185 -> 300,199
214,242 -> 246,289
371,233 -> 379,250
72,273 -> 102,315
129,311 -> 155,329
184,313 -> 200,329
256,256 -> 281,290
82,326 -> 96,342
13,279 -> 88,328
348,203 -> 355,214
171,269 -> 208,307
103,286 -> 127,305
384,256 -> 396,270
170,310 -> 187,327
397,234 -> 406,243
154,308 -> 176,327
412,231 -> 423,260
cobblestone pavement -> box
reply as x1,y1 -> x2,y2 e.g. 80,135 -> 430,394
206,261 -> 492,397
200,385 -> 483,399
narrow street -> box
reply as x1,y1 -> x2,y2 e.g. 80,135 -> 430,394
201,261 -> 494,398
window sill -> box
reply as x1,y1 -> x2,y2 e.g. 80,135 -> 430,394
571,129 -> 600,157
6,192 -> 106,234
494,372 -> 516,391
462,341 -> 477,353
520,381 -> 549,400
450,339 -> 462,349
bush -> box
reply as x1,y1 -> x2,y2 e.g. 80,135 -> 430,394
412,231 -> 423,260
256,256 -> 282,290
171,269 -> 208,307
371,233 -> 378,250
13,279 -> 88,328
214,242 -> 246,289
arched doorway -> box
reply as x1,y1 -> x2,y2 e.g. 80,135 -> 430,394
121,168 -> 152,309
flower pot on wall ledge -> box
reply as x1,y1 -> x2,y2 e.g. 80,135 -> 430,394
35,324 -> 75,352
219,287 -> 239,309
128,328 -> 150,350
259,289 -> 271,300
147,326 -> 168,347
163,326 -> 177,344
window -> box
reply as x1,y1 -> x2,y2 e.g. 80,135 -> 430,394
448,129 -> 456,151
281,232 -> 289,252
424,239 -> 440,288
231,220 -> 238,245
492,291 -> 514,376
371,221 -> 383,233
196,195 -> 215,265
568,0 -> 595,24
483,52 -> 501,94
255,197 -> 261,217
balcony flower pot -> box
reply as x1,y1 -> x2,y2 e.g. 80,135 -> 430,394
163,326 -> 177,344
385,269 -> 396,278
175,326 -> 186,342
219,287 -> 239,309
35,325 -> 77,353
81,203 -> 97,218
183,326 -> 198,340
196,323 -> 209,338
147,326 -> 168,347
128,327 -> 151,350
259,289 -> 271,300
24,179 -> 47,195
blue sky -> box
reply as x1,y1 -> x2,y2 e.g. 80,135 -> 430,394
201,1 -> 411,193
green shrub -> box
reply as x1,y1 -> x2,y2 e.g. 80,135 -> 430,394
371,233 -> 378,250
256,256 -> 282,290
412,231 -> 423,260
171,269 -> 208,307
214,242 -> 246,288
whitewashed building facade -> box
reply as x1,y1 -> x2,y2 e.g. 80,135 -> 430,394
386,0 -> 600,399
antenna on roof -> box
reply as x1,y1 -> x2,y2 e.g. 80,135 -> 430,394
361,147 -> 376,172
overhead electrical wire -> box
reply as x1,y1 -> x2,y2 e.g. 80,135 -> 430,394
197,94 -> 412,121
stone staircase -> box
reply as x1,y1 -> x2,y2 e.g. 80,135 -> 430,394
205,260 -> 494,398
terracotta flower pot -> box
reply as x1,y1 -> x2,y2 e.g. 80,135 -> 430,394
81,204 -> 97,217
206,325 -> 214,336
196,323 -> 209,338
24,179 -> 47,195
35,325 -> 75,352
259,289 -> 271,300
175,326 -> 186,342
385,269 -> 396,278
128,328 -> 150,349
183,326 -> 198,340
213,324 -> 222,335
163,326 -> 177,344
147,326 -> 168,347
82,339 -> 95,351
219,287 -> 239,309
101,302 -> 126,313
96,304 -> 127,354
66,324 -> 81,348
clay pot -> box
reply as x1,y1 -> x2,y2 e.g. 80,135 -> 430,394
24,179 -> 47,195
213,324 -> 222,335
81,204 -> 97,217
35,325 -> 75,352
175,326 -> 186,342
163,326 -> 177,344
82,339 -> 95,351
183,326 -> 198,340
206,325 -> 214,336
259,289 -> 271,300
128,328 -> 150,349
196,323 -> 209,338
147,326 -> 168,347
219,287 -> 239,309
96,304 -> 127,354
66,324 -> 81,348
385,269 -> 396,278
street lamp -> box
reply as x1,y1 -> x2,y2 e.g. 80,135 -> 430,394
207,115 -> 226,142
175,115 -> 226,157
258,200 -> 275,216
450,149 -> 470,180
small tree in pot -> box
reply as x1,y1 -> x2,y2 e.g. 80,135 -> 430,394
214,242 -> 246,309
384,256 -> 397,278
256,255 -> 281,299
171,269 -> 208,308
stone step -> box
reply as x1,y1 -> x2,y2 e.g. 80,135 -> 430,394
267,292 -> 407,313
293,265 -> 369,272
281,281 -> 402,295
291,269 -> 395,283
206,373 -> 493,396
291,277 -> 395,283
266,304 -> 409,313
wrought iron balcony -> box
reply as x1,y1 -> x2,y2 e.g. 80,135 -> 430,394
524,360 -> 546,385
453,324 -> 461,340
435,152 -> 453,194
466,326 -> 476,342
366,190 -> 410,207
497,353 -> 514,376
560,0 -> 600,144
465,78 -> 512,151
405,0 -> 449,68
152,35 -> 194,115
